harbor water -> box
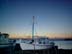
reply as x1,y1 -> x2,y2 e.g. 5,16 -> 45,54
54,40 -> 72,49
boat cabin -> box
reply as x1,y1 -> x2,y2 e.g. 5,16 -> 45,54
0,32 -> 9,44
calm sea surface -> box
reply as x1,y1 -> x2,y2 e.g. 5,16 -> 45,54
52,40 -> 72,49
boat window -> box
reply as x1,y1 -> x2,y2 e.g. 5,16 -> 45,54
39,41 -> 41,44
5,36 -> 7,38
43,42 -> 45,44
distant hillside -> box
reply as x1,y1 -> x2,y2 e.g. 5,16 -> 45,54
64,38 -> 72,40
49,38 -> 72,41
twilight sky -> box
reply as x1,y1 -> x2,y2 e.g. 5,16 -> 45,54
0,0 -> 72,38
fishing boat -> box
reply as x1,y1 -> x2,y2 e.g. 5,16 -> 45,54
16,16 -> 55,50
0,32 -> 15,48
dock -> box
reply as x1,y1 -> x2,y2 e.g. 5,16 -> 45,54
0,45 -> 72,54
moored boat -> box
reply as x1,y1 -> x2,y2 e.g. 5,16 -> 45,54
16,16 -> 55,50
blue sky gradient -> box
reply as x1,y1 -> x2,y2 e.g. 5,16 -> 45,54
0,0 -> 72,38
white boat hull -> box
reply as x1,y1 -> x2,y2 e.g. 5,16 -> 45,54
20,43 -> 53,50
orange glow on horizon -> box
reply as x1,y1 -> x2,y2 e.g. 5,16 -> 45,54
9,33 -> 72,39
46,33 -> 72,39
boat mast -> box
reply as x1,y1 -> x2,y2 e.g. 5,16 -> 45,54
32,16 -> 35,41
32,16 -> 36,54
